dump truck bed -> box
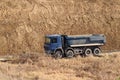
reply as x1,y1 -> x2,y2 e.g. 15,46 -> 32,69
66,34 -> 106,47
70,43 -> 104,47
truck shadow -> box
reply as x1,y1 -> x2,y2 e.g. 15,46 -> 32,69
79,54 -> 104,58
93,55 -> 104,57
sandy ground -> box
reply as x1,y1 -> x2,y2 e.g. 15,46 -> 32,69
0,52 -> 120,80
0,0 -> 120,54
0,0 -> 120,80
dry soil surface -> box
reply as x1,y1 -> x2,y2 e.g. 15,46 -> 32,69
0,52 -> 120,80
0,0 -> 120,54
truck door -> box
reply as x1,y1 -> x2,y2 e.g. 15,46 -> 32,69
50,36 -> 62,50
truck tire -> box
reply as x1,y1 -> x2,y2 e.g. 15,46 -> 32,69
84,48 -> 92,56
93,48 -> 101,55
66,50 -> 74,58
54,50 -> 63,59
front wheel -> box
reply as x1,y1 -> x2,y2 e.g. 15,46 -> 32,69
53,50 -> 63,59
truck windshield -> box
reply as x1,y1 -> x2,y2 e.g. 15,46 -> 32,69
45,37 -> 57,44
45,37 -> 51,44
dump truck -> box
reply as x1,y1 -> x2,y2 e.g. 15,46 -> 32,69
44,34 -> 106,58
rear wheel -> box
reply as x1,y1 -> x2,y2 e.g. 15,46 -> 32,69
93,48 -> 101,55
66,50 -> 74,58
54,50 -> 63,59
84,48 -> 92,56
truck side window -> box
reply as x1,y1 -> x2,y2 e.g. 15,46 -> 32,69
51,38 -> 57,43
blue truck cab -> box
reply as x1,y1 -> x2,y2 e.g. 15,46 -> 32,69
44,34 -> 106,58
44,34 -> 63,54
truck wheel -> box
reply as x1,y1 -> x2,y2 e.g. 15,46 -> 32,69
93,48 -> 101,55
54,50 -> 63,59
84,48 -> 92,56
66,50 -> 74,58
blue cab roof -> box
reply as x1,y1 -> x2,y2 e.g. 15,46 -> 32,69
46,34 -> 61,37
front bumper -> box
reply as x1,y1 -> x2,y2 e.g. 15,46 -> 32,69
45,50 -> 54,55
